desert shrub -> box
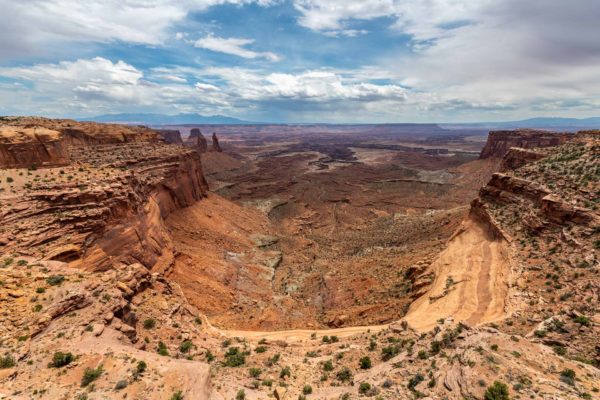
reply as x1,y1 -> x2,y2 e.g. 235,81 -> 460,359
255,346 -> 267,353
408,373 -> 424,390
336,367 -> 352,382
359,382 -> 371,394
573,315 -> 590,326
322,359 -> 334,371
381,345 -> 400,361
280,366 -> 291,379
36,287 -> 45,294
303,385 -> 313,395
46,275 -> 65,286
484,381 -> 510,400
430,340 -> 441,354
0,354 -> 16,369
136,360 -> 147,374
48,352 -> 74,368
236,389 -> 245,400
224,347 -> 245,367
417,350 -> 428,360
170,391 -> 183,400
560,369 -> 576,385
81,365 -> 103,387
249,367 -> 261,378
157,341 -> 169,356
359,356 -> 372,369
179,340 -> 193,353
143,318 -> 156,329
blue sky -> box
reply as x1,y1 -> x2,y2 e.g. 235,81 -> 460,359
0,0 -> 599,123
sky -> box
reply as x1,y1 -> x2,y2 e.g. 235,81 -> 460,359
0,0 -> 599,123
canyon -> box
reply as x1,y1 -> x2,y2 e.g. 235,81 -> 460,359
0,119 -> 598,400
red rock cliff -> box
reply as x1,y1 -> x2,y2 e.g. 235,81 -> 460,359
479,129 -> 572,159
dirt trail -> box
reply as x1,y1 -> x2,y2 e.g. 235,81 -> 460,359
204,317 -> 389,343
404,218 -> 511,331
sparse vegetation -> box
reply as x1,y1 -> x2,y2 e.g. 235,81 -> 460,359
81,365 -> 103,387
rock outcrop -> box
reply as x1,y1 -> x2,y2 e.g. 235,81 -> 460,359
187,128 -> 208,152
0,119 -> 209,273
0,126 -> 70,168
156,129 -> 183,144
479,129 -> 571,159
211,132 -> 222,152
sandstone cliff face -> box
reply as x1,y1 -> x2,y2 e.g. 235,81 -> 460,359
156,129 -> 183,144
479,129 -> 571,159
0,117 -> 163,168
0,126 -> 70,168
0,120 -> 209,273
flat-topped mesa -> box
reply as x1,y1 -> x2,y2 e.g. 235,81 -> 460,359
156,129 -> 183,144
211,132 -> 222,152
479,129 -> 572,159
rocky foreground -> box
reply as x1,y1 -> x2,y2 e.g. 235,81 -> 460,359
0,120 -> 599,399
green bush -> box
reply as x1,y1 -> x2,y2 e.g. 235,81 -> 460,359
303,385 -> 313,395
143,318 -> 156,329
157,341 -> 169,356
170,391 -> 184,400
46,275 -> 65,286
236,389 -> 245,400
359,356 -> 372,369
336,367 -> 352,382
48,352 -> 74,368
0,354 -> 16,369
560,369 -> 576,385
359,382 -> 371,394
249,367 -> 261,378
179,340 -> 193,353
381,345 -> 400,361
484,381 -> 510,400
136,360 -> 147,374
408,373 -> 424,390
224,347 -> 245,367
81,365 -> 103,387
322,359 -> 334,371
280,366 -> 291,379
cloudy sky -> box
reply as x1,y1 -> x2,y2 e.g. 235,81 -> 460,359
0,0 -> 599,123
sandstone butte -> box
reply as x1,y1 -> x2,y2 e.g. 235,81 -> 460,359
0,117 -> 598,400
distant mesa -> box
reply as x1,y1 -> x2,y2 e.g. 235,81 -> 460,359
156,129 -> 183,145
479,129 -> 572,159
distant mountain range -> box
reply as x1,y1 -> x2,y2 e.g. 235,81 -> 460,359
443,117 -> 600,131
82,113 -> 252,125
82,113 -> 600,132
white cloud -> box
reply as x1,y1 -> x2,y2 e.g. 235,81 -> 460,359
0,0 -> 279,60
292,0 -> 486,41
191,34 -> 280,61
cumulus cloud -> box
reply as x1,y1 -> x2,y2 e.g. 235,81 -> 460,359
0,0 -> 279,60
0,57 -> 409,120
292,0 -> 485,41
191,34 -> 280,61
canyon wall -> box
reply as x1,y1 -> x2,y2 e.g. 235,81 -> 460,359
0,118 -> 209,273
479,129 -> 572,159
0,126 -> 70,168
